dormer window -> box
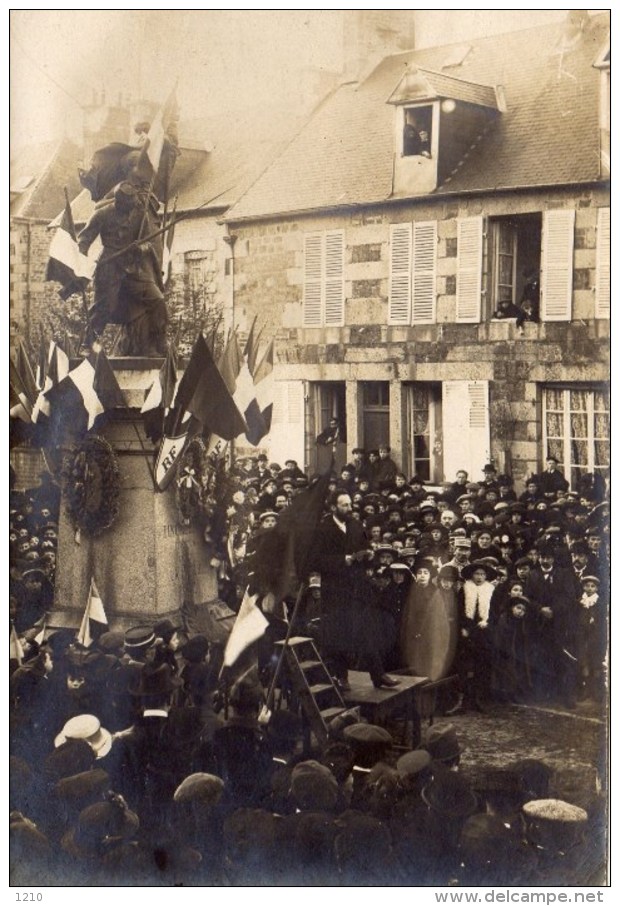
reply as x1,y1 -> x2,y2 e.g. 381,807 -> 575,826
403,106 -> 432,158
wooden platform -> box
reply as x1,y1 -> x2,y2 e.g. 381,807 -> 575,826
343,671 -> 429,747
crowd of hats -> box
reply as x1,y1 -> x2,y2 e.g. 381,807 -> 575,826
9,472 -> 60,636
221,455 -> 609,591
9,625 -> 605,888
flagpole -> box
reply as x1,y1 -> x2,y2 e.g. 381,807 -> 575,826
101,187 -> 235,266
64,187 -> 92,351
264,581 -> 307,714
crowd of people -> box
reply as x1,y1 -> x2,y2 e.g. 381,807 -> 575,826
221,450 -> 609,711
9,449 -> 609,885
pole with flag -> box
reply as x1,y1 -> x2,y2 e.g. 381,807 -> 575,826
10,623 -> 25,665
77,578 -> 108,648
220,588 -> 269,685
154,333 -> 246,491
46,188 -> 96,301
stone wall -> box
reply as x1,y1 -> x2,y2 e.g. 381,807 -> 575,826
226,184 -> 610,483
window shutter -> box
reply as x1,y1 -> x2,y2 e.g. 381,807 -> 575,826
541,209 -> 575,321
303,233 -> 323,327
595,207 -> 610,319
412,220 -> 437,324
388,223 -> 412,325
456,217 -> 483,322
442,380 -> 489,479
324,231 -> 345,326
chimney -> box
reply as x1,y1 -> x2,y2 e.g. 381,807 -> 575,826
81,98 -> 131,167
343,10 -> 416,83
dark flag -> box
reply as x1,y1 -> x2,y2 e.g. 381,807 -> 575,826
141,346 -> 178,443
154,333 -> 246,491
46,195 -> 94,300
248,470 -> 331,602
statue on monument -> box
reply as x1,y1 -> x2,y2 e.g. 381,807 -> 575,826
77,109 -> 179,356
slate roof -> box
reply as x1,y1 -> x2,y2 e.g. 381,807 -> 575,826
52,106 -> 303,226
10,139 -> 82,221
226,12 -> 609,222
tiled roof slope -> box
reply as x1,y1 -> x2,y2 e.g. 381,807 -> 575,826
173,108 -> 308,214
226,13 -> 609,221
10,139 -> 82,220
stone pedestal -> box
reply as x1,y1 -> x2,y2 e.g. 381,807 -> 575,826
52,360 -> 219,632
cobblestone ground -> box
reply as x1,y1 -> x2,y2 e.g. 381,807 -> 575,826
421,697 -> 609,885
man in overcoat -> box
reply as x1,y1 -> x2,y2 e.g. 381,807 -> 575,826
311,492 -> 399,691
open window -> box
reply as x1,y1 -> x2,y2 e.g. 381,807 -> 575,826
488,213 -> 542,320
403,105 -> 433,158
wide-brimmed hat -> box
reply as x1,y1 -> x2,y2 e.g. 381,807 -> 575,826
461,560 -> 498,582
54,714 -> 113,759
61,799 -> 140,858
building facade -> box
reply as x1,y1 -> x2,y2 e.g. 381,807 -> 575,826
223,12 -> 610,490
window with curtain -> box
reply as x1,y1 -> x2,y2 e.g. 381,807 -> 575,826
543,387 -> 610,487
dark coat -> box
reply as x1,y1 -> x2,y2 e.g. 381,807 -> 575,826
535,469 -> 570,497
311,516 -> 374,653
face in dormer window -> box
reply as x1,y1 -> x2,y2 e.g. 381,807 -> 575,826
403,107 -> 432,158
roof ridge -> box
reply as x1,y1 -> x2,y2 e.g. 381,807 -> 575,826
418,66 -> 497,89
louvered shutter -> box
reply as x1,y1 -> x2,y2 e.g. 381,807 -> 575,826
388,223 -> 412,325
324,231 -> 345,326
269,381 -> 305,466
303,233 -> 323,327
412,220 -> 437,324
541,209 -> 575,321
595,207 -> 610,319
456,217 -> 483,322
442,380 -> 489,479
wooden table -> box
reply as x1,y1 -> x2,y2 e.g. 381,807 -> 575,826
343,671 -> 429,748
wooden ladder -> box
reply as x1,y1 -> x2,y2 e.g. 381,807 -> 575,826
275,636 -> 347,746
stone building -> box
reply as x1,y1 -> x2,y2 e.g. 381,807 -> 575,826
221,11 -> 610,489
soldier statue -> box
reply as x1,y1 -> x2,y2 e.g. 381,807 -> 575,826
77,114 -> 179,356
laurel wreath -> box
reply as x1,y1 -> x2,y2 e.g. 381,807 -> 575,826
62,435 -> 121,536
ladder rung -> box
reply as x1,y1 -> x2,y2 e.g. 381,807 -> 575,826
298,660 -> 322,671
276,637 -> 314,647
308,683 -> 333,695
319,707 -> 347,720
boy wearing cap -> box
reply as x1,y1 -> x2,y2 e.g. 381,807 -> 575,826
576,576 -> 606,700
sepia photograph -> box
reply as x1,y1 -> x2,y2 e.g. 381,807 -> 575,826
9,8 -> 610,891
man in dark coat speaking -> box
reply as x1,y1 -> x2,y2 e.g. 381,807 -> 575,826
311,492 -> 399,692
